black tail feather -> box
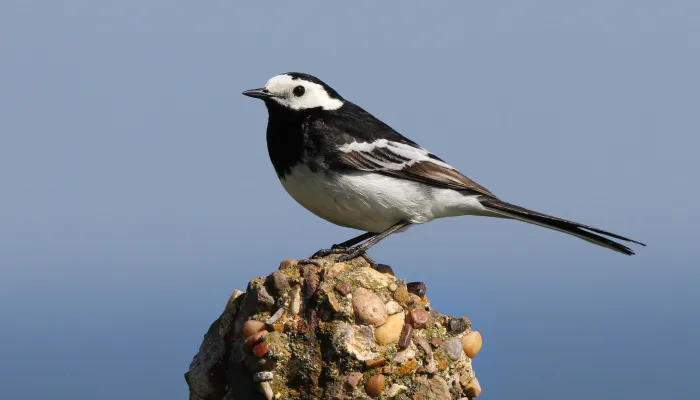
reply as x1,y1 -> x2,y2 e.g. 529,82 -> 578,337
479,198 -> 646,256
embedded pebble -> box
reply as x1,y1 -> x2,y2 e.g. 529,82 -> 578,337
375,263 -> 394,276
429,337 -> 443,348
365,374 -> 385,398
266,270 -> 290,294
345,372 -> 363,390
393,285 -> 410,303
253,341 -> 270,357
388,282 -> 398,292
374,312 -> 404,345
251,284 -> 275,311
426,358 -> 438,374
409,309 -> 430,329
394,348 -> 415,364
353,287 -> 388,327
326,290 -> 340,313
406,282 -> 427,297
289,285 -> 302,316
443,337 -> 463,360
413,335 -> 433,357
266,307 -> 285,325
387,384 -> 408,397
461,330 -> 483,358
385,300 -> 402,315
463,377 -> 482,398
408,293 -> 423,306
335,280 -> 352,296
365,357 -> 386,368
278,259 -> 297,270
414,376 -> 450,399
448,317 -> 471,333
242,320 -> 265,338
253,371 -> 274,382
398,323 -> 413,349
244,330 -> 268,353
258,381 -> 274,400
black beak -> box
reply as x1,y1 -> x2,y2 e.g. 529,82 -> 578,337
242,88 -> 272,99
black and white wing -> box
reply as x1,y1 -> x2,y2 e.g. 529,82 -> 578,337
312,102 -> 496,197
335,139 -> 497,198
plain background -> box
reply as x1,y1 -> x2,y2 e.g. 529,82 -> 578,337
1,1 -> 698,399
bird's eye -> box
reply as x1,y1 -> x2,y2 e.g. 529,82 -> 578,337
293,85 -> 305,97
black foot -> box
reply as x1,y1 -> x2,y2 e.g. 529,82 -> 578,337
310,247 -> 351,259
298,258 -> 323,267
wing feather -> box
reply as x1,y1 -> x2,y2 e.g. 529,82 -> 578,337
336,139 -> 496,197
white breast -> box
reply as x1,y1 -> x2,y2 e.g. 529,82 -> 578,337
279,164 -> 487,233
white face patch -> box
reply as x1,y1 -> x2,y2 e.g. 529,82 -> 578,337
264,74 -> 344,111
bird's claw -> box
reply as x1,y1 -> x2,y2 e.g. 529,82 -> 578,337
310,247 -> 349,259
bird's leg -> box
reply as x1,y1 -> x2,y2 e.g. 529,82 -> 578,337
310,232 -> 377,258
337,221 -> 412,262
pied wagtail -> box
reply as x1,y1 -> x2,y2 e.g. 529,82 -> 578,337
243,72 -> 645,262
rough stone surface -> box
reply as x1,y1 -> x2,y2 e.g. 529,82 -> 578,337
414,376 -> 451,400
185,255 -> 481,400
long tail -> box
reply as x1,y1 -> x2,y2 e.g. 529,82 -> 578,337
479,198 -> 646,255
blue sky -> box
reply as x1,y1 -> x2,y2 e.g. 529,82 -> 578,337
1,1 -> 698,399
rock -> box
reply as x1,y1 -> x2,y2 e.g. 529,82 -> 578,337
398,323 -> 413,349
365,357 -> 386,368
414,376 -> 451,400
375,312 -> 404,345
429,337 -> 443,348
335,280 -> 352,296
266,307 -> 285,325
186,255 -> 482,400
327,290 -> 341,313
244,330 -> 268,353
443,337 -> 463,360
365,374 -> 385,398
448,317 -> 471,334
393,285 -> 410,303
253,341 -> 270,357
266,270 -> 290,294
426,358 -> 438,375
394,348 -> 415,364
385,300 -> 402,315
463,377 -> 481,398
406,282 -> 427,297
408,294 -> 423,307
409,309 -> 431,329
375,263 -> 395,276
412,334 -> 433,357
352,287 -> 388,327
259,381 -> 274,400
461,331 -> 482,358
278,259 -> 297,270
226,289 -> 244,311
242,320 -> 265,338
345,371 -> 363,390
348,267 -> 390,290
253,371 -> 274,382
289,284 -> 301,316
387,383 -> 408,397
250,282 -> 275,311
337,323 -> 380,361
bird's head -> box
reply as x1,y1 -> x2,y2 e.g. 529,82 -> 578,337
243,72 -> 344,111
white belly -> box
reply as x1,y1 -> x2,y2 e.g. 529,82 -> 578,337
279,164 -> 487,233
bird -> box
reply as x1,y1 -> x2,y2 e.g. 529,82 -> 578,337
242,72 -> 645,262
